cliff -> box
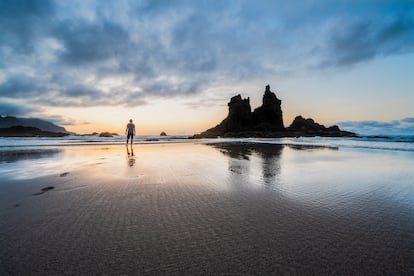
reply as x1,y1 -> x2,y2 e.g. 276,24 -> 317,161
0,126 -> 69,137
0,116 -> 68,133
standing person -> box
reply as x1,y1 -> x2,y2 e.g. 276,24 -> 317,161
125,119 -> 135,145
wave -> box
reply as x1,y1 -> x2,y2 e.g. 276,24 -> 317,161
0,135 -> 190,148
1,135 -> 413,152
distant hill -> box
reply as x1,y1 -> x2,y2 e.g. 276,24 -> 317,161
0,126 -> 69,137
0,116 -> 68,133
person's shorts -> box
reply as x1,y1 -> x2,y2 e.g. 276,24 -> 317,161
127,132 -> 134,139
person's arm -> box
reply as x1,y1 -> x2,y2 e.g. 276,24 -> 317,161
125,125 -> 128,135
133,124 -> 136,135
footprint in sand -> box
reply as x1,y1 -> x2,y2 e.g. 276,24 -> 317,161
60,172 -> 70,177
32,186 -> 55,196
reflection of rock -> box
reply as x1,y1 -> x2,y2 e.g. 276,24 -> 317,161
211,143 -> 253,160
211,142 -> 283,187
192,84 -> 357,138
160,131 -> 167,136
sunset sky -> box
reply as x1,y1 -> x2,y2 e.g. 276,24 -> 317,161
1,0 -> 414,135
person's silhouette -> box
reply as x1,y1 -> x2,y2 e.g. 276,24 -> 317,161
125,119 -> 135,145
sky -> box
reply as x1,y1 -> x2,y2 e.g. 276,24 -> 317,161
0,0 -> 414,135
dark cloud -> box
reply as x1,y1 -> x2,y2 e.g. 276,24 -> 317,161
321,15 -> 414,67
0,0 -> 54,56
64,85 -> 102,98
0,74 -> 43,97
0,101 -> 38,116
54,20 -> 130,65
140,78 -> 207,97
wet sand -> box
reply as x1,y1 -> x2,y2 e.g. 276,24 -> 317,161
1,142 -> 414,274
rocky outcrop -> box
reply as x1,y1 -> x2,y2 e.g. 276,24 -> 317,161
99,132 -> 118,137
160,132 -> 167,136
192,85 -> 357,138
77,132 -> 98,136
288,116 -> 356,137
225,95 -> 253,131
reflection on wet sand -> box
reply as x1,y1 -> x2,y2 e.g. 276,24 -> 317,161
211,143 -> 338,189
1,142 -> 414,274
126,144 -> 135,167
211,143 -> 284,188
0,149 -> 61,164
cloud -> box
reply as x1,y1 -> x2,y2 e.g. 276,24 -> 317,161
1,0 -> 414,112
0,74 -> 43,97
338,118 -> 414,135
0,100 -> 39,116
401,117 -> 414,123
320,15 -> 414,67
0,0 -> 54,55
41,115 -> 90,126
54,20 -> 130,65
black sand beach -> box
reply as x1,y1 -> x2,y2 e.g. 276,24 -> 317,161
1,143 -> 414,275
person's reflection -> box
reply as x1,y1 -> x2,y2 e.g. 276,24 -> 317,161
126,144 -> 135,167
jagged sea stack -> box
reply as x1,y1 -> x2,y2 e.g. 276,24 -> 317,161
225,95 -> 252,132
252,85 -> 284,131
193,85 -> 285,138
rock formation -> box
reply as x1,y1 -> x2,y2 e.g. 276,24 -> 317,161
195,85 -> 284,137
192,85 -> 357,138
160,131 -> 167,136
288,116 -> 355,137
98,132 -> 118,137
252,85 -> 284,131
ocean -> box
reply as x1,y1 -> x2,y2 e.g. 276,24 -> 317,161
1,135 -> 414,151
